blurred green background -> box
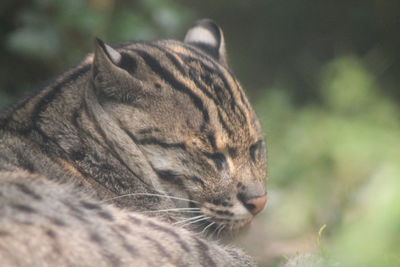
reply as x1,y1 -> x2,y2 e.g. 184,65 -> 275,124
1,0 -> 399,266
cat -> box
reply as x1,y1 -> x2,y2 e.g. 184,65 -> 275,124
0,19 -> 267,266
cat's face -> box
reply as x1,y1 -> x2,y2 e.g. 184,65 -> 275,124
93,20 -> 267,234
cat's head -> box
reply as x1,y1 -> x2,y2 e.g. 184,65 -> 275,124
90,19 -> 267,234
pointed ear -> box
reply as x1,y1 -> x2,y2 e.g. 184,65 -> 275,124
91,38 -> 141,102
184,19 -> 228,66
92,38 -> 122,78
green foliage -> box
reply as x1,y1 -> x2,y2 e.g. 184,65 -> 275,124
256,55 -> 400,266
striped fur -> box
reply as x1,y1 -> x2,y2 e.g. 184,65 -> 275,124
0,19 -> 266,266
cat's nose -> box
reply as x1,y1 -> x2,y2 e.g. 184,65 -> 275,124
242,194 -> 267,215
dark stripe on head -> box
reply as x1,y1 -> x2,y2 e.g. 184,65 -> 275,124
138,138 -> 187,150
217,111 -> 234,136
206,133 -> 217,150
156,170 -> 184,186
133,49 -> 210,123
189,176 -> 205,187
178,47 -> 249,120
203,152 -> 227,171
138,127 -> 161,135
146,43 -> 187,76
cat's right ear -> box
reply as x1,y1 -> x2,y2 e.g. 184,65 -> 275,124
92,38 -> 122,82
92,38 -> 141,101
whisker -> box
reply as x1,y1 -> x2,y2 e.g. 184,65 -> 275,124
173,215 -> 206,225
180,217 -> 211,228
142,208 -> 201,213
210,223 -> 223,239
102,193 -> 200,204
201,221 -> 216,234
217,224 -> 225,238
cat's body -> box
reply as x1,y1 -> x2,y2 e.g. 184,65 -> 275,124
0,20 -> 267,266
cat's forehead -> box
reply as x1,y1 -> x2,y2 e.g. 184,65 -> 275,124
116,40 -> 224,70
112,40 -> 262,147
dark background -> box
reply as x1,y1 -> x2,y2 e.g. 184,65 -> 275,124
1,0 -> 399,266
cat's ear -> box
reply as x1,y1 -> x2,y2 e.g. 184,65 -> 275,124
91,38 -> 141,102
184,19 -> 228,67
92,38 -> 122,78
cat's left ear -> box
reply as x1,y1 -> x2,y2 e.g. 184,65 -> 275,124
184,19 -> 228,67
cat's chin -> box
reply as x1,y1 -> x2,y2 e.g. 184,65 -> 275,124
192,216 -> 254,241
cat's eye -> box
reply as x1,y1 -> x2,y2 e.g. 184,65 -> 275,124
249,140 -> 264,162
204,152 -> 227,171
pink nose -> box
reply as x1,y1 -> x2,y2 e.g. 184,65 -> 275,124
243,195 -> 267,215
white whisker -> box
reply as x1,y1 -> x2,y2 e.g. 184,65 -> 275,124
180,217 -> 211,228
142,208 -> 201,213
173,215 -> 206,225
201,221 -> 216,234
217,224 -> 225,238
210,223 -> 223,239
102,193 -> 200,204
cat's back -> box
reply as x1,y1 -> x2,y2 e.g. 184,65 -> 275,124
0,171 -> 253,266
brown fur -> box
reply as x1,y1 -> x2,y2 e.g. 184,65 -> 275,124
0,19 -> 266,266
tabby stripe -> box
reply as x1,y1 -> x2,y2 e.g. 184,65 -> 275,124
149,44 -> 219,103
194,238 -> 217,267
155,169 -> 205,188
133,49 -> 210,124
119,126 -> 200,188
137,127 -> 161,135
119,126 -> 187,151
156,170 -> 184,186
179,53 -> 248,122
146,221 -> 190,252
137,138 -> 187,150
147,44 -> 187,76
11,204 -> 36,213
189,175 -> 205,187
178,46 -> 249,121
177,46 -> 235,99
31,64 -> 90,124
14,150 -> 35,173
217,111 -> 234,136
203,152 -> 227,171
148,44 -> 241,136
10,65 -> 91,159
142,235 -> 171,258
14,182 -> 42,200
178,55 -> 248,130
161,47 -> 237,137
111,227 -> 139,257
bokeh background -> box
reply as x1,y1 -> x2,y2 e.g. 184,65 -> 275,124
1,0 -> 399,266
